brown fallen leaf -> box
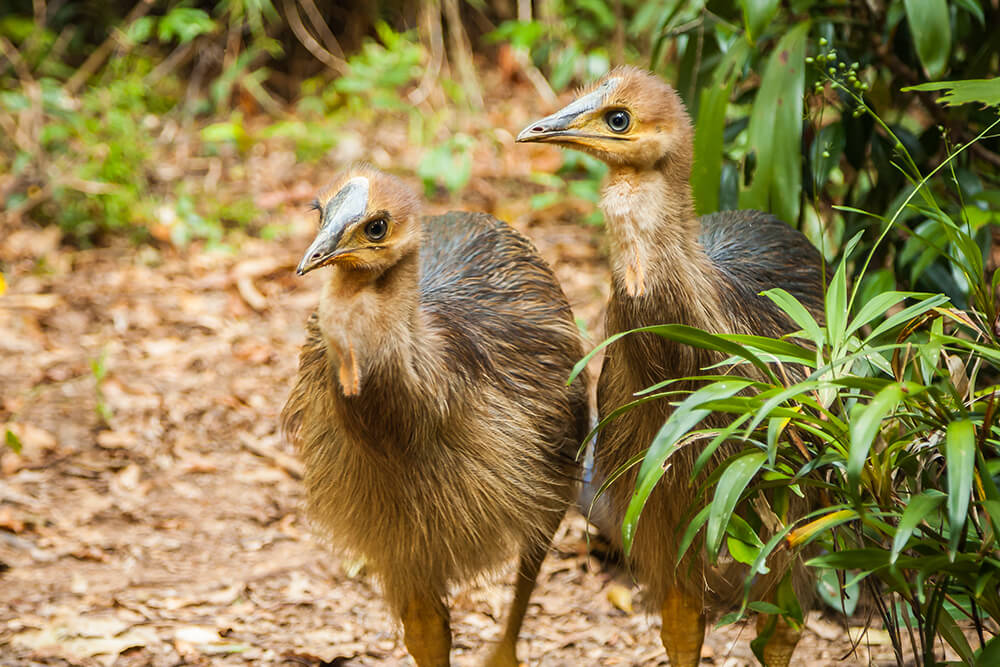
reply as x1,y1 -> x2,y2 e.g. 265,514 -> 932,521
605,582 -> 634,614
0,505 -> 26,533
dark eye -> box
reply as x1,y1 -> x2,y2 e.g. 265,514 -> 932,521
605,109 -> 631,133
364,218 -> 388,242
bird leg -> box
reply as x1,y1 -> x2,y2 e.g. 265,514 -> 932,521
753,612 -> 801,667
485,525 -> 558,667
660,587 -> 706,667
400,594 -> 451,667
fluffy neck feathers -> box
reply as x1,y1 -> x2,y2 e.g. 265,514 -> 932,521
316,251 -> 425,397
601,165 -> 721,332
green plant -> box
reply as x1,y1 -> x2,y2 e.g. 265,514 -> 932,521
418,133 -> 473,197
576,83 -> 1000,664
91,347 -> 112,426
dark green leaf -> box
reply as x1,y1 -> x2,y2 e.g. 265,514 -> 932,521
740,21 -> 809,225
693,78 -> 734,216
741,0 -> 780,44
902,0 -> 951,79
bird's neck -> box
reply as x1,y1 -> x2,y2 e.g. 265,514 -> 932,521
601,165 -> 722,332
317,251 -> 425,397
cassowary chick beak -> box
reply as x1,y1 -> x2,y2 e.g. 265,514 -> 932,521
516,77 -> 625,146
296,176 -> 371,276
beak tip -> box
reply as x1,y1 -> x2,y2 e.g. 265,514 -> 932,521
516,127 -> 541,143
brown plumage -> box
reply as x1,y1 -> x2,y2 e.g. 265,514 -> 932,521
518,67 -> 825,666
281,165 -> 589,667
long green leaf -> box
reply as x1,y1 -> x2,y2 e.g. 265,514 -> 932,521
706,451 -> 767,561
904,78 -> 1000,108
903,0 -> 952,80
741,0 -> 780,44
740,21 -> 809,225
847,383 -> 909,493
622,379 -> 755,553
806,548 -> 892,570
720,334 -> 816,364
846,291 -> 926,339
761,288 -> 824,345
644,324 -> 777,381
890,490 -> 946,563
866,293 -> 950,340
693,77 -> 735,216
937,604 -> 976,664
945,419 -> 976,559
825,253 -> 849,350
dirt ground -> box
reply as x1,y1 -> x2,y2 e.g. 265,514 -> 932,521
1,83 -> 930,666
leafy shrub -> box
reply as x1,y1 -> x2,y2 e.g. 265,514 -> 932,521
576,84 -> 1000,664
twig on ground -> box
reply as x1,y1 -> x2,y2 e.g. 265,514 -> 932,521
239,432 -> 304,480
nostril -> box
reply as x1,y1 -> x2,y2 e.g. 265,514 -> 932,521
532,126 -> 544,132
312,251 -> 321,259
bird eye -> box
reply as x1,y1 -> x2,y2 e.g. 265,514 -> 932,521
605,109 -> 631,133
364,218 -> 388,242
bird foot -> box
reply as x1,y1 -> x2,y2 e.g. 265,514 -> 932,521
660,589 -> 706,667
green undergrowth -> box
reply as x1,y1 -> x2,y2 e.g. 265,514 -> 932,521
579,72 -> 1000,665
1,8 -> 475,247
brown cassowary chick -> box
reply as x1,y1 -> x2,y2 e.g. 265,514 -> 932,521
517,67 -> 825,666
281,165 -> 589,667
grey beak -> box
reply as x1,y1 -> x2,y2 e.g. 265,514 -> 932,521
516,77 -> 620,143
296,176 -> 370,275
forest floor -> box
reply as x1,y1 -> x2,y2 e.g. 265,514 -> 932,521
0,73 -> 949,666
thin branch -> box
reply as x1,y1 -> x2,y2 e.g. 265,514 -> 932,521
298,0 -> 346,62
408,0 -> 445,107
146,40 -> 197,85
64,0 -> 156,95
0,36 -> 35,83
282,0 -> 347,75
442,0 -> 483,109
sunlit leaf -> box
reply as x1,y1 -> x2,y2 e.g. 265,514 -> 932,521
945,419 -> 976,559
847,383 -> 912,493
706,451 -> 767,561
890,490 -> 946,563
761,288 -> 824,345
787,508 -> 857,547
622,379 -> 755,553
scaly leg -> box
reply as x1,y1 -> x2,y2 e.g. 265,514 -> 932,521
485,520 -> 561,667
400,594 -> 451,667
660,587 -> 706,667
754,612 -> 802,667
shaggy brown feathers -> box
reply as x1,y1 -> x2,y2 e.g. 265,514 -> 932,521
281,167 -> 589,663
518,67 -> 826,659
